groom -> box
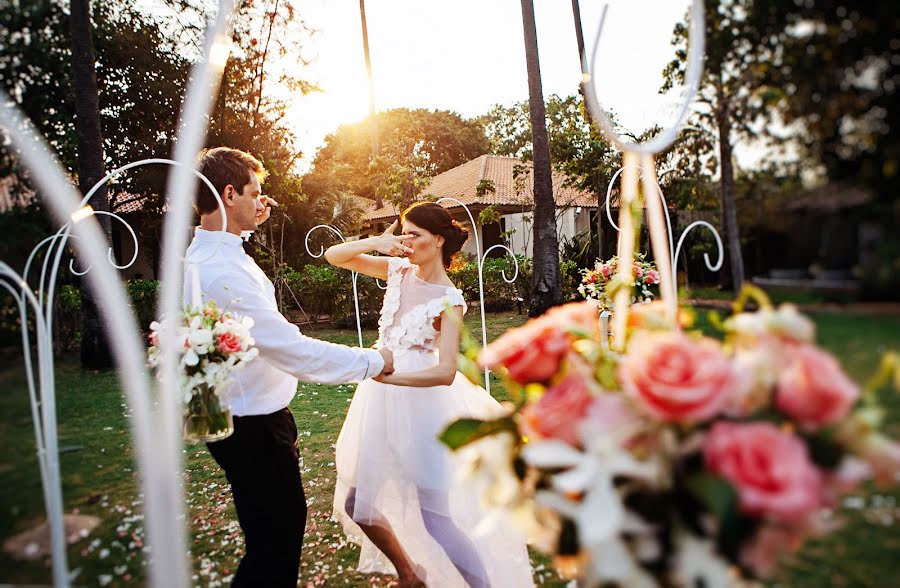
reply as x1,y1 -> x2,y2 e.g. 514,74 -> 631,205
184,147 -> 394,587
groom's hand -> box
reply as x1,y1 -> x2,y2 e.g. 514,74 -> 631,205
377,347 -> 394,375
255,195 -> 278,225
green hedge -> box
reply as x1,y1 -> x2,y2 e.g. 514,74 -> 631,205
0,279 -> 160,351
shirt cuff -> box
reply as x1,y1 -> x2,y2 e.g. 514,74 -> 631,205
364,349 -> 384,380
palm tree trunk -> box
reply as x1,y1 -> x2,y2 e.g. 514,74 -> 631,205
520,0 -> 562,316
359,0 -> 382,209
70,0 -> 112,369
715,88 -> 745,291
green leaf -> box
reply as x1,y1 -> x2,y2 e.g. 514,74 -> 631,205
457,354 -> 484,387
686,473 -> 738,523
686,473 -> 748,558
439,417 -> 516,451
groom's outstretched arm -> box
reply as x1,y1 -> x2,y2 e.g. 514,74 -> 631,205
206,272 -> 385,384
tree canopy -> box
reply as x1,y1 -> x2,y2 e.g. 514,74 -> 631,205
302,108 -> 490,210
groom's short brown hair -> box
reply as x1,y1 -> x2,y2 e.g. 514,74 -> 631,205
195,147 -> 268,215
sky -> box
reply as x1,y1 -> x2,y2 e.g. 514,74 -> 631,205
286,0 -> 709,169
144,0 -> 766,172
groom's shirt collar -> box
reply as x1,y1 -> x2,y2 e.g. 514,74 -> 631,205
193,227 -> 245,251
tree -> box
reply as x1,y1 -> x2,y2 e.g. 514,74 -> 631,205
1,1 -> 190,188
69,0 -> 112,368
662,0 -> 775,291
750,2 -> 898,204
303,108 -> 490,211
519,0 -> 562,316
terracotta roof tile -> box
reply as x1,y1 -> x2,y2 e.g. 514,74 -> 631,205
364,155 -> 598,222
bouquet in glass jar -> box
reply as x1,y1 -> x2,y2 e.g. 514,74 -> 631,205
147,301 -> 258,443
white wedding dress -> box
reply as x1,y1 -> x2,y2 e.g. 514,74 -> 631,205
333,257 -> 533,587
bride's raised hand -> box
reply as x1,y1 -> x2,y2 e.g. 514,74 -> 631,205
370,220 -> 413,257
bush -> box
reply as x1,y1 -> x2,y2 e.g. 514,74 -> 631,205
126,279 -> 160,333
283,264 -> 383,326
0,278 -> 160,352
450,255 -> 526,311
858,236 -> 900,301
285,265 -> 344,323
447,254 -> 580,311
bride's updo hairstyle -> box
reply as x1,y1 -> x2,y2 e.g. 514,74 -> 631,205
400,202 -> 469,268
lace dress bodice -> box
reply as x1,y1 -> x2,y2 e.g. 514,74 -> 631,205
377,257 -> 467,353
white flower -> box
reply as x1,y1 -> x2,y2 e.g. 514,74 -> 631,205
183,348 -> 199,367
673,532 -> 733,588
457,432 -> 522,509
725,347 -> 777,416
523,430 -> 659,585
188,328 -> 213,352
726,304 -> 814,344
767,303 -> 815,342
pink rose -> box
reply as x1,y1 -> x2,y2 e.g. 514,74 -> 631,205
215,332 -> 242,354
577,393 -> 639,443
775,344 -> 858,429
645,269 -> 660,285
704,422 -> 823,522
739,523 -> 805,578
633,263 -> 644,278
522,375 -> 595,446
148,331 -> 159,347
479,302 -> 597,384
618,331 -> 739,422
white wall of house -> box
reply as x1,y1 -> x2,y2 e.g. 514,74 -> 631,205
364,208 -> 594,261
501,206 -> 594,258
503,212 -> 534,257
459,219 -> 480,258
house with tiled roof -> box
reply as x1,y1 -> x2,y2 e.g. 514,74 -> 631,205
355,155 -> 600,258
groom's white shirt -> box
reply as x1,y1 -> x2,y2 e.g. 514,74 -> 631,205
184,228 -> 384,417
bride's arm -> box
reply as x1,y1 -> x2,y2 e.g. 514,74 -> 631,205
324,220 -> 413,280
373,306 -> 463,387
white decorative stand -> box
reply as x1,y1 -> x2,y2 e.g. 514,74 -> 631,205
304,225 -> 367,347
603,165 -> 724,297
582,0 -> 707,346
0,1 -> 238,586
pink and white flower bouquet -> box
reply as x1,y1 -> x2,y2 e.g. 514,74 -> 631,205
147,301 -> 258,442
442,288 -> 900,586
579,252 -> 661,312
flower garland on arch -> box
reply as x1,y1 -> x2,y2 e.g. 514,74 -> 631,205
578,252 -> 661,313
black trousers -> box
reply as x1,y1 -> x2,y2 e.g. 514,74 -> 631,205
207,407 -> 307,587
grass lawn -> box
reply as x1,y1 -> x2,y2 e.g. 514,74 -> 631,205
1,309 -> 899,587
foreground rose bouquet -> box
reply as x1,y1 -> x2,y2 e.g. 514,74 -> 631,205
578,252 -> 660,312
147,301 -> 258,443
441,287 -> 900,586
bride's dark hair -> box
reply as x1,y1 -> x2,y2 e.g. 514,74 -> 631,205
400,202 -> 469,268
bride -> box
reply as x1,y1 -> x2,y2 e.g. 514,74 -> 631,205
325,202 -> 533,588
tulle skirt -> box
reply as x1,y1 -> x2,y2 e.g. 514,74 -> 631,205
333,348 -> 533,587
